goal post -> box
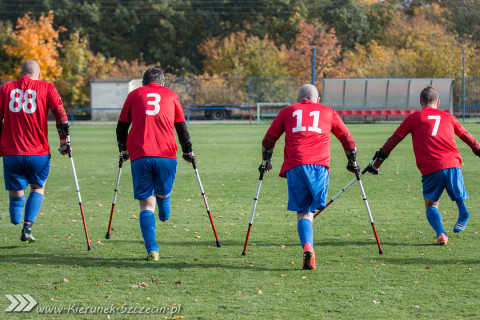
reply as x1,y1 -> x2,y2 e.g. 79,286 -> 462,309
256,102 -> 290,124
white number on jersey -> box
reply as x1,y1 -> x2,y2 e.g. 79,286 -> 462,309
146,93 -> 161,116
9,89 -> 37,113
428,115 -> 441,136
292,110 -> 322,133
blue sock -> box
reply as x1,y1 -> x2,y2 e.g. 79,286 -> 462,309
454,199 -> 470,232
156,196 -> 171,222
24,192 -> 44,224
426,207 -> 446,237
139,210 -> 158,253
9,195 -> 25,225
297,218 -> 313,249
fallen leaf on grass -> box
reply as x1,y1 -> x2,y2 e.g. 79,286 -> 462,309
174,281 -> 182,284
125,292 -> 133,295
380,292 -> 386,295
140,282 -> 148,288
51,297 -> 60,300
257,290 -> 263,295
54,286 -> 59,290
373,300 -> 381,304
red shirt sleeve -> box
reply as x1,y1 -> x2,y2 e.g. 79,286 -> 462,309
119,93 -> 132,123
173,94 -> 185,123
451,114 -> 467,137
266,109 -> 286,139
331,111 -> 356,150
393,114 -> 415,138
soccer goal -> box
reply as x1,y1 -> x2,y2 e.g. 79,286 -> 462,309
255,102 -> 290,124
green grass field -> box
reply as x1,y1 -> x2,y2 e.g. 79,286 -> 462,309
1,122 -> 480,319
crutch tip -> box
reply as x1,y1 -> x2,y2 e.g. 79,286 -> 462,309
105,233 -> 111,239
87,246 -> 92,251
216,241 -> 222,247
379,250 -> 384,255
241,252 -> 246,256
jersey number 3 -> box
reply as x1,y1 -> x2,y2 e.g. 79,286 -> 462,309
292,110 -> 322,133
146,93 -> 161,116
9,89 -> 37,114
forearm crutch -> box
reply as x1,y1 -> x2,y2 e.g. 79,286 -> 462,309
67,136 -> 92,251
106,152 -> 124,239
191,156 -> 221,247
242,160 -> 266,256
354,159 -> 384,255
313,159 -> 374,219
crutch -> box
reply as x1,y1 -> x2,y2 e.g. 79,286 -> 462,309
67,136 -> 92,251
313,156 -> 376,219
242,160 -> 266,256
106,151 -> 124,239
354,159 -> 384,255
191,156 -> 221,247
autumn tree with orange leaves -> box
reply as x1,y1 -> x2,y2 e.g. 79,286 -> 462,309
282,21 -> 346,79
3,11 -> 63,80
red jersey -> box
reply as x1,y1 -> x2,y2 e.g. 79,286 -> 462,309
0,76 -> 64,156
393,108 -> 466,176
266,100 -> 352,177
118,83 -> 185,162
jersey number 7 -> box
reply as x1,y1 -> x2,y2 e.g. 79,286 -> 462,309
427,115 -> 441,136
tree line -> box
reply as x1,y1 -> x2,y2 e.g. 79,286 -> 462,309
0,0 -> 479,108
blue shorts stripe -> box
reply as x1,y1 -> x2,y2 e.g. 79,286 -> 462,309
422,168 -> 468,202
3,155 -> 51,191
131,157 -> 177,200
286,164 -> 329,213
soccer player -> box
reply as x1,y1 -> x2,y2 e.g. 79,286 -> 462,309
0,60 -> 70,243
366,86 -> 480,245
116,67 -> 193,262
260,84 -> 358,270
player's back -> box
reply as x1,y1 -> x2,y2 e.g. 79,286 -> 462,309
120,83 -> 185,161
0,76 -> 59,155
270,100 -> 347,175
400,108 -> 463,175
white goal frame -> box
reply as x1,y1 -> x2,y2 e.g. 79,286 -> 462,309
256,102 -> 291,124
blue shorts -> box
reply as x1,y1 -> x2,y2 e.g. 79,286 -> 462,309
131,157 -> 177,200
286,164 -> 329,213
422,168 -> 468,202
3,155 -> 51,191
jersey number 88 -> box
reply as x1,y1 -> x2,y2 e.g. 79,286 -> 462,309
9,89 -> 37,114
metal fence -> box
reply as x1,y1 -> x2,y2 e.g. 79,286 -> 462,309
455,77 -> 480,115
2,76 -> 480,119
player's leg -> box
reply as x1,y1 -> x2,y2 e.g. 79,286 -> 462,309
131,157 -> 159,260
444,168 -> 470,233
422,170 -> 447,245
139,196 -> 158,261
22,155 -> 50,242
287,165 -> 328,270
153,157 -> 177,222
3,156 -> 28,226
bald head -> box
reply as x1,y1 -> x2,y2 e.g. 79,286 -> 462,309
297,84 -> 319,103
21,60 -> 41,79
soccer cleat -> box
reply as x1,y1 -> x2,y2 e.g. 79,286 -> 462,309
147,251 -> 159,261
453,223 -> 466,233
436,233 -> 448,246
302,242 -> 316,270
20,228 -> 36,243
